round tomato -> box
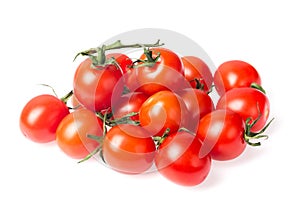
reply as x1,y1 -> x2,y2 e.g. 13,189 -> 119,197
56,109 -> 103,159
139,90 -> 188,137
73,58 -> 124,112
178,88 -> 214,131
214,60 -> 261,96
216,87 -> 270,132
196,110 -> 246,161
20,94 -> 70,143
111,92 -> 148,121
182,56 -> 213,93
102,124 -> 156,174
155,131 -> 211,186
135,48 -> 186,96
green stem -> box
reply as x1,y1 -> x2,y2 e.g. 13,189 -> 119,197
60,90 -> 73,104
78,145 -> 101,164
244,117 -> 274,146
250,82 -> 266,94
74,39 -> 164,62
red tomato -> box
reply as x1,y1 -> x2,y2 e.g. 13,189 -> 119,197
155,131 -> 211,186
112,92 -> 148,121
106,53 -> 133,74
196,110 -> 246,161
102,124 -> 156,174
73,58 -> 124,111
20,94 -> 70,143
139,90 -> 188,137
56,109 -> 103,159
182,56 -> 213,93
178,88 -> 215,131
136,48 -> 186,96
214,60 -> 261,96
216,87 -> 270,132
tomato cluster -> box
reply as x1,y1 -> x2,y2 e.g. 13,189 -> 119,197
19,39 -> 273,187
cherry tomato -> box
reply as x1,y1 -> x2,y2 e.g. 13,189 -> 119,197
106,53 -> 133,74
102,124 -> 156,174
111,92 -> 148,121
196,110 -> 246,161
182,56 -> 213,93
178,88 -> 214,131
155,131 -> 211,186
136,48 -> 186,96
56,109 -> 103,159
73,58 -> 124,112
214,60 -> 261,96
139,90 -> 188,137
216,87 -> 270,132
20,94 -> 70,143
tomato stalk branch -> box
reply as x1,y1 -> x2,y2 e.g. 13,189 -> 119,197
244,116 -> 274,146
73,39 -> 164,64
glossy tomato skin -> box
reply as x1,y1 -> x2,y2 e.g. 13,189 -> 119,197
106,53 -> 133,74
139,90 -> 189,137
102,124 -> 156,174
20,94 -> 70,143
196,110 -> 246,161
136,48 -> 186,96
178,88 -> 214,131
112,92 -> 148,121
216,87 -> 270,132
73,58 -> 123,112
214,60 -> 261,96
182,56 -> 213,93
56,109 -> 103,159
155,131 -> 211,186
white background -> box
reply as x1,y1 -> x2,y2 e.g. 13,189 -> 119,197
1,0 -> 299,199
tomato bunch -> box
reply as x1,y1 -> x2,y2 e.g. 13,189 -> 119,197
20,39 -> 273,187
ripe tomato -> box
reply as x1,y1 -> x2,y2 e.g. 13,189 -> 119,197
102,124 -> 156,174
182,56 -> 213,93
196,110 -> 246,161
56,109 -> 103,159
178,88 -> 215,131
214,60 -> 261,96
216,87 -> 270,132
155,131 -> 211,186
136,48 -> 186,96
111,92 -> 148,121
20,94 -> 70,143
106,53 -> 133,74
73,58 -> 124,112
139,90 -> 188,137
